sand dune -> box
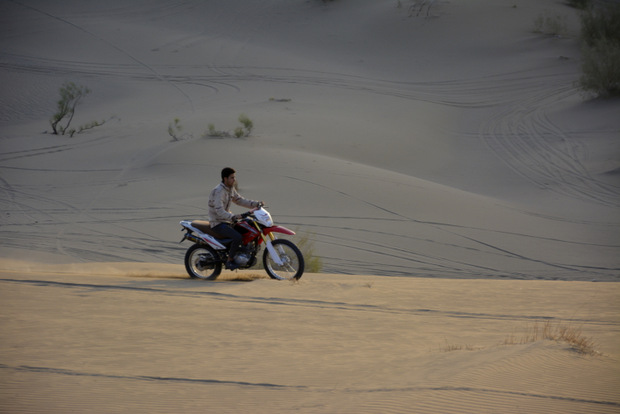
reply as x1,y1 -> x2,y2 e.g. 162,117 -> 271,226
1,0 -> 619,412
1,0 -> 618,279
1,263 -> 619,413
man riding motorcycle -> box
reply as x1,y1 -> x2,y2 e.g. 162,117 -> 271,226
208,167 -> 262,270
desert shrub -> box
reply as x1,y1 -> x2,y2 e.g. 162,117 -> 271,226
568,0 -> 591,10
580,3 -> 620,47
50,82 -> 90,135
579,3 -> 620,96
204,114 -> 254,139
49,82 -> 108,137
238,113 -> 253,135
533,10 -> 568,36
504,321 -> 598,355
253,230 -> 322,273
580,38 -> 620,95
295,231 -> 323,273
168,118 -> 193,141
439,340 -> 477,352
205,123 -> 229,138
67,119 -> 107,138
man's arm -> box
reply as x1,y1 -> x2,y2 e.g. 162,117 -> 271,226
231,189 -> 260,209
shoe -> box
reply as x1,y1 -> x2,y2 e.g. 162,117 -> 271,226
225,260 -> 239,270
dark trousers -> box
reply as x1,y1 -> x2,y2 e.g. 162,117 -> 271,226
213,223 -> 242,259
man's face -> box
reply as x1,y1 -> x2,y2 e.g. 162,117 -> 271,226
223,173 -> 236,188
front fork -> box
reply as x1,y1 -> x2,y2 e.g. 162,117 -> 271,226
260,231 -> 285,266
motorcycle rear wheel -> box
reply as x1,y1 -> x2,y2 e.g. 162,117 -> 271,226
185,243 -> 222,280
263,239 -> 304,280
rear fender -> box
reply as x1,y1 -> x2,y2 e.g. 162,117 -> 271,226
180,220 -> 227,249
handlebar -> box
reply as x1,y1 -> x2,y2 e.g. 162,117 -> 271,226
234,203 -> 265,222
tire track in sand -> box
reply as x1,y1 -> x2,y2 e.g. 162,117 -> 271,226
5,0 -> 194,110
480,77 -> 620,208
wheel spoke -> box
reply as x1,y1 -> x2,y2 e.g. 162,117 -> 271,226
263,239 -> 304,280
185,244 -> 221,280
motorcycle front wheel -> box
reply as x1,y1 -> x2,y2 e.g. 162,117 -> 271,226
185,243 -> 222,280
263,239 -> 304,280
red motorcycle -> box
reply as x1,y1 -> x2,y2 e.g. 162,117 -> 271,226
180,206 -> 304,280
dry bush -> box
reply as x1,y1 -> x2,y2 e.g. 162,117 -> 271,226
294,231 -> 323,273
504,321 -> 598,355
533,10 -> 568,36
439,340 -> 477,352
579,2 -> 620,96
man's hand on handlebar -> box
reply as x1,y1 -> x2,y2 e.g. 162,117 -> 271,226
233,203 -> 264,221
233,211 -> 253,221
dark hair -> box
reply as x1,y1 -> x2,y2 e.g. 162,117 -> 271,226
221,167 -> 236,180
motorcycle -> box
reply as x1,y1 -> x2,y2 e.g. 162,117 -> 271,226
179,205 -> 304,280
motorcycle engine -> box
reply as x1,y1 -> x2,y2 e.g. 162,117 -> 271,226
234,248 -> 252,266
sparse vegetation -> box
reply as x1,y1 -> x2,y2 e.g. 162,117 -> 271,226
252,230 -> 322,273
204,114 -> 254,139
567,0 -> 592,10
406,0 -> 435,17
437,320 -> 599,355
533,10 -> 568,36
504,321 -> 598,355
205,123 -> 227,138
50,82 -> 103,136
295,231 -> 323,273
440,340 -> 477,352
168,118 -> 192,141
578,2 -> 620,96
237,113 -> 254,136
67,119 -> 107,138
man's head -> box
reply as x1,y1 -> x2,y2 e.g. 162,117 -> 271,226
221,167 -> 236,188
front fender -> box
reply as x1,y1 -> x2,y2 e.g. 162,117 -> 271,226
263,225 -> 296,236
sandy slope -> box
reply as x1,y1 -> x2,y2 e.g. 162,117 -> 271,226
1,0 -> 618,280
0,1 -> 619,412
1,263 -> 619,413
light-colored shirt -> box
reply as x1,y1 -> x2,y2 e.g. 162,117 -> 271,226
208,182 -> 258,227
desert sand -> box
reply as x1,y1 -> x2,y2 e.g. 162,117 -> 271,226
1,0 -> 619,412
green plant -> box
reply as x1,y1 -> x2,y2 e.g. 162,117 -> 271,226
66,119 -> 107,138
578,3 -> 620,96
234,127 -> 245,138
168,118 -> 193,141
50,82 -> 90,135
204,123 -> 230,138
238,113 -> 253,136
204,114 -> 254,139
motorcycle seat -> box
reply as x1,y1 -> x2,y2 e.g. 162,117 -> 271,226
191,220 -> 225,239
